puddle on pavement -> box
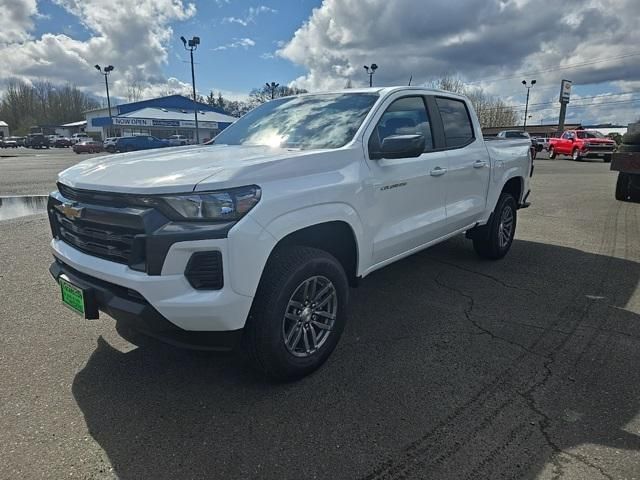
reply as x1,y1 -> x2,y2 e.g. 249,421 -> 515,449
0,195 -> 48,221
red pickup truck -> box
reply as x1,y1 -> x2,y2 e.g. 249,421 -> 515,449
549,130 -> 616,162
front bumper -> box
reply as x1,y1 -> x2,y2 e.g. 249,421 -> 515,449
49,259 -> 243,351
581,148 -> 614,158
50,236 -> 254,332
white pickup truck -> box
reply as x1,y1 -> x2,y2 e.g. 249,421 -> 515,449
48,87 -> 532,380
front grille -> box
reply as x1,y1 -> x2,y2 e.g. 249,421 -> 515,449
585,144 -> 614,150
53,210 -> 141,264
50,185 -> 147,267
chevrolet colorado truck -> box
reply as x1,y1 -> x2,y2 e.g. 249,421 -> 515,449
548,129 -> 616,162
48,87 -> 532,380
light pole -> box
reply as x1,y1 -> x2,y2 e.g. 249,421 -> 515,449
364,64 -> 378,87
266,82 -> 279,100
521,79 -> 536,131
181,35 -> 201,144
95,65 -> 114,135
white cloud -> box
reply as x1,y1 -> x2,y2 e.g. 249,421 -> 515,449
0,0 -> 37,43
222,17 -> 248,26
222,5 -> 277,27
278,0 -> 640,124
212,38 -> 256,51
0,0 -> 197,100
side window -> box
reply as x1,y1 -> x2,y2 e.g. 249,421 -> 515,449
435,97 -> 475,148
369,96 -> 434,154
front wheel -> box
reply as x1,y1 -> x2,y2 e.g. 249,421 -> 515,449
472,193 -> 517,260
549,147 -> 556,159
243,246 -> 348,381
572,148 -> 582,161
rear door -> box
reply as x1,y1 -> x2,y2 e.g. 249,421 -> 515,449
363,95 -> 449,264
432,96 -> 490,231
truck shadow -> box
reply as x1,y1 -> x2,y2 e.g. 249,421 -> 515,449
72,238 -> 640,479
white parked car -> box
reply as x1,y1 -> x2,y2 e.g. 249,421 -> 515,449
70,133 -> 90,145
167,134 -> 190,146
48,87 -> 532,380
103,137 -> 119,153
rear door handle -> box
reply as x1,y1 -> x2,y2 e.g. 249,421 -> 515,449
430,167 -> 447,177
473,160 -> 487,168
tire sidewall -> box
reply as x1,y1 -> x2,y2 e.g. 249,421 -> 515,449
490,194 -> 517,257
572,149 -> 580,161
252,251 -> 348,379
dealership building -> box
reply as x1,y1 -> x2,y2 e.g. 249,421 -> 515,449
85,95 -> 237,142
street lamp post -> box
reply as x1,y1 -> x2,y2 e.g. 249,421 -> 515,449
521,79 -> 536,131
363,64 -> 378,87
266,82 -> 279,100
95,65 -> 114,136
181,35 -> 201,144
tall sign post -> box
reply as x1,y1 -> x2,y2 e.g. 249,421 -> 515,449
558,79 -> 572,134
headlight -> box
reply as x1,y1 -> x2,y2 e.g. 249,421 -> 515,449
158,185 -> 261,221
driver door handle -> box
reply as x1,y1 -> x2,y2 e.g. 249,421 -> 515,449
473,160 -> 487,168
430,167 -> 447,177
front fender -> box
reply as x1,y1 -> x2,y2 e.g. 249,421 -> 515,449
228,204 -> 367,298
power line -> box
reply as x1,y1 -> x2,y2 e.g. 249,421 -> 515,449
479,90 -> 640,112
465,51 -> 640,85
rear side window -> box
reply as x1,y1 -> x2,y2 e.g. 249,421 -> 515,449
435,97 -> 474,148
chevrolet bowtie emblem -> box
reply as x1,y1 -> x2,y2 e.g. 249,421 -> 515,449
55,202 -> 84,220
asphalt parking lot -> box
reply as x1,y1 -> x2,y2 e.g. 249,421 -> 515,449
1,148 -> 639,479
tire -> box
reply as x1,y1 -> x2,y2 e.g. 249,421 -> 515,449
243,246 -> 349,381
472,193 -> 517,260
106,146 -> 116,153
572,148 -> 582,161
615,173 -> 630,201
549,147 -> 556,159
604,154 -> 612,163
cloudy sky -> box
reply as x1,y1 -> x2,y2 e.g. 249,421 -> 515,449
2,0 -> 640,124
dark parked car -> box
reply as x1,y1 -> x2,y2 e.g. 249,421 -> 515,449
115,135 -> 169,152
25,134 -> 50,149
54,137 -> 72,148
73,140 -> 103,154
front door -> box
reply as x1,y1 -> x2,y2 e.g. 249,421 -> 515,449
363,95 -> 449,264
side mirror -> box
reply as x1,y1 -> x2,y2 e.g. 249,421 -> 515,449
374,134 -> 425,160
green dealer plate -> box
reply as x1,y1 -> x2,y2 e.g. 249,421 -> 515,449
60,277 -> 85,316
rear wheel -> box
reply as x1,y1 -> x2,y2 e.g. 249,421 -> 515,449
549,147 -> 556,159
472,193 -> 517,260
243,246 -> 348,381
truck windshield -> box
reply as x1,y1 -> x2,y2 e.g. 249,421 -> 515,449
576,130 -> 605,139
211,93 -> 379,149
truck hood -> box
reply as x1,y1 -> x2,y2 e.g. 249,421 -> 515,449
57,144 -> 335,194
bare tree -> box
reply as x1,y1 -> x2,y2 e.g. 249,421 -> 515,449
428,74 -> 518,128
0,78 -> 99,135
125,80 -> 144,103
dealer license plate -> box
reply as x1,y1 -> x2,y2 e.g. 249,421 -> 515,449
60,277 -> 85,316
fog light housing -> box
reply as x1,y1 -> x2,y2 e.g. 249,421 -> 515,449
185,251 -> 223,290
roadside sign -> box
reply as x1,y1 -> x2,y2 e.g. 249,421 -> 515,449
560,80 -> 572,103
